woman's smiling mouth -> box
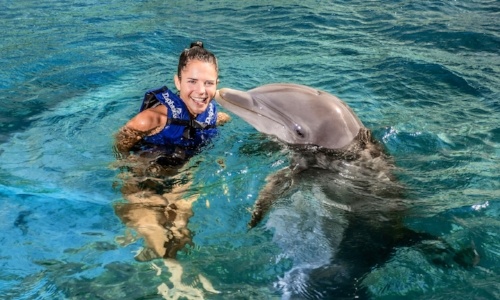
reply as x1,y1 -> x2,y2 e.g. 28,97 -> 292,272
191,96 -> 207,104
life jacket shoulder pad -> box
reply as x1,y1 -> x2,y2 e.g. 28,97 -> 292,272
140,86 -> 168,112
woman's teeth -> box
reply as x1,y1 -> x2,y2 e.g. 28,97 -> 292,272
191,97 -> 205,104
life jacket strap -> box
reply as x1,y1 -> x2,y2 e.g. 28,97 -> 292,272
167,118 -> 216,139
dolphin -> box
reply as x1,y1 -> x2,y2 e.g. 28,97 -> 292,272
215,83 -> 390,227
215,83 -> 478,298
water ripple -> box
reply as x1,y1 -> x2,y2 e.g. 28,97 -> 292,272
0,0 -> 498,299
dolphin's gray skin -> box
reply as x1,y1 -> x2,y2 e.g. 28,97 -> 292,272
215,83 -> 479,298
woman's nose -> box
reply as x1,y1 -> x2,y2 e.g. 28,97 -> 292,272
195,82 -> 206,94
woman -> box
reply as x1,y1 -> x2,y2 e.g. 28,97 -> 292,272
115,41 -> 229,164
113,41 -> 229,261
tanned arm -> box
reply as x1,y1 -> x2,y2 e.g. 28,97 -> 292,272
114,126 -> 150,158
114,106 -> 167,158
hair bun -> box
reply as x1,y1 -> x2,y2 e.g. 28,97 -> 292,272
190,41 -> 204,49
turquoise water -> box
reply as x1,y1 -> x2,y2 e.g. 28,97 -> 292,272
1,0 -> 498,299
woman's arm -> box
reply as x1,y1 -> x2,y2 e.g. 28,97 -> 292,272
114,106 -> 168,156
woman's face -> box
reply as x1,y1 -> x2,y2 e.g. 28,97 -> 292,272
174,59 -> 218,117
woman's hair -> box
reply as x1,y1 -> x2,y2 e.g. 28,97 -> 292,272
177,41 -> 218,78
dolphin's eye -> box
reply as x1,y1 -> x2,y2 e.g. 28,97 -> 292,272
294,124 -> 305,138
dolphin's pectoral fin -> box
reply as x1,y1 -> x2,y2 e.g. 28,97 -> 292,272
452,241 -> 480,267
388,223 -> 480,268
416,239 -> 480,268
248,167 -> 295,228
379,221 -> 481,269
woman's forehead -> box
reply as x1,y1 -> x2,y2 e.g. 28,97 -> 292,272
183,59 -> 217,72
181,60 -> 218,80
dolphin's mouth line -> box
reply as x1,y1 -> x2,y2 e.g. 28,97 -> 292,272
220,96 -> 288,129
219,93 -> 307,143
252,95 -> 306,139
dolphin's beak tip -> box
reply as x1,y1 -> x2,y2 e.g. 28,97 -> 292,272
215,89 -> 223,100
216,88 -> 231,100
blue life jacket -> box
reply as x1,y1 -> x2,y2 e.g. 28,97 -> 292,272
138,86 -> 218,151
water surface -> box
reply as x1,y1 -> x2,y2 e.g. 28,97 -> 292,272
0,0 -> 498,299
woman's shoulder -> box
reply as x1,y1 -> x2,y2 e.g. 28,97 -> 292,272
127,105 -> 168,133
